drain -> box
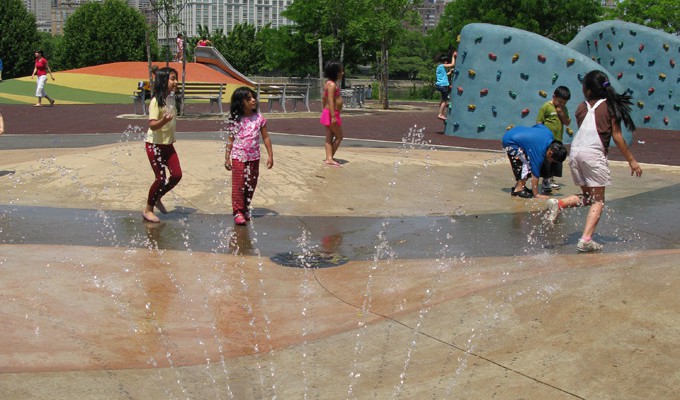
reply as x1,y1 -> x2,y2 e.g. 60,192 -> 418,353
270,251 -> 349,268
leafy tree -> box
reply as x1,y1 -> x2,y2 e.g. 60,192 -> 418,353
59,0 -> 151,69
222,24 -> 265,76
0,0 -> 38,78
259,25 -> 319,76
389,30 -> 430,80
351,0 -> 423,109
427,0 -> 603,57
607,0 -> 680,35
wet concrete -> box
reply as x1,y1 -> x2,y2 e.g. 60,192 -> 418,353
1,127 -> 680,399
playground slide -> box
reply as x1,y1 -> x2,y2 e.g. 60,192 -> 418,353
194,46 -> 256,87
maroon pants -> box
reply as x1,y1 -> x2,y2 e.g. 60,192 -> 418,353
231,158 -> 260,216
145,142 -> 182,207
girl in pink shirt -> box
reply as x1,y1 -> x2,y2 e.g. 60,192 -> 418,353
225,87 -> 274,225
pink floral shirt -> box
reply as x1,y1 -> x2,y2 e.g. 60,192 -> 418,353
230,113 -> 267,162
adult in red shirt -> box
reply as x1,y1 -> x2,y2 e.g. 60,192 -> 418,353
31,50 -> 55,107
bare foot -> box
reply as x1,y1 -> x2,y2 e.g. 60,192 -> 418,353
324,160 -> 341,167
142,210 -> 160,223
155,199 -> 168,214
437,115 -> 447,120
33,104 -> 42,107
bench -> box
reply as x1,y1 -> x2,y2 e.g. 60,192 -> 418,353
132,81 -> 151,115
132,81 -> 225,115
340,85 -> 366,109
256,83 -> 311,112
178,82 -> 225,114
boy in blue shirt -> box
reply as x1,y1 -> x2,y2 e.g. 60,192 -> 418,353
435,52 -> 456,120
502,124 -> 567,198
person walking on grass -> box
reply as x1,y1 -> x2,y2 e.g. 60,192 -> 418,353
142,67 -> 182,223
225,87 -> 274,226
544,70 -> 642,252
31,50 -> 55,107
321,60 -> 344,167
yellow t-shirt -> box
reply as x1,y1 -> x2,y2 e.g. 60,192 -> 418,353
145,97 -> 176,144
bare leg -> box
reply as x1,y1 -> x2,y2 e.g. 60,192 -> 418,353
330,124 -> 343,157
438,101 -> 448,119
143,204 -> 160,223
581,186 -> 605,238
324,125 -> 341,166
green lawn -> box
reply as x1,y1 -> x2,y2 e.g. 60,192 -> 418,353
0,79 -> 132,104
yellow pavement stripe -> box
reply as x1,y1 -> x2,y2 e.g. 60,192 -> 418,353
0,92 -> 86,104
15,74 -> 141,96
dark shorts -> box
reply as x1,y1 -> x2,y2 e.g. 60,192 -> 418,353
540,159 -> 563,178
506,147 -> 529,181
435,85 -> 450,102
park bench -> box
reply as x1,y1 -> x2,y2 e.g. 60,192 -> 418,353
255,83 -> 311,112
340,85 -> 366,109
178,82 -> 225,114
132,81 -> 225,115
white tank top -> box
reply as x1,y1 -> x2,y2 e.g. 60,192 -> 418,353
571,99 -> 607,152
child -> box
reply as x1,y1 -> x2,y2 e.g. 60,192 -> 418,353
502,124 -> 567,199
31,50 -> 55,107
545,70 -> 642,252
320,60 -> 344,167
225,87 -> 274,225
142,67 -> 181,223
435,52 -> 456,120
536,86 -> 571,193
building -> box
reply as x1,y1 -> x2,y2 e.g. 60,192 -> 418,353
417,0 -> 451,34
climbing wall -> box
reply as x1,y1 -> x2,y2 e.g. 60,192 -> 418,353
445,21 -> 680,142
568,20 -> 680,131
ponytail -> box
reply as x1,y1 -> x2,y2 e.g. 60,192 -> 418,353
583,70 -> 636,131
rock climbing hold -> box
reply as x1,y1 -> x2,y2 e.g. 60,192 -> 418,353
639,44 -> 645,52
468,69 -> 476,77
637,72 -> 644,79
648,87 -> 655,95
539,90 -> 547,98
496,69 -> 502,81
671,59 -> 676,68
488,53 -> 497,61
643,115 -> 651,122
512,53 -> 519,63
637,101 -> 645,108
617,72 -> 623,79
663,43 -> 670,51
618,42 -> 624,49
628,57 -> 636,65
566,58 -> 575,66
468,104 -> 476,111
648,60 -> 655,66
480,88 -> 489,96
552,73 -> 559,84
504,35 -> 512,44
506,124 -> 515,131
521,108 -> 530,117
606,43 -> 612,51
630,30 -> 637,36
659,73 -> 667,80
457,86 -> 464,95
509,91 -> 517,99
477,124 -> 486,131
537,54 -> 546,63
664,117 -> 669,125
520,73 -> 529,80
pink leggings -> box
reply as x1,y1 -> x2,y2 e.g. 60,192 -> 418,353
231,158 -> 260,216
145,142 -> 182,207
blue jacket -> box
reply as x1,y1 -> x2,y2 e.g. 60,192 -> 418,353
502,124 -> 554,177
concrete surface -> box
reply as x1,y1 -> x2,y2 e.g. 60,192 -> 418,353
1,107 -> 680,399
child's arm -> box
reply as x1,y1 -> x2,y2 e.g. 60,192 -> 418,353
327,81 -> 338,124
555,105 -> 571,126
224,131 -> 233,170
611,119 -> 642,177
0,113 -> 4,135
149,113 -> 173,131
46,61 -> 55,81
261,125 -> 274,169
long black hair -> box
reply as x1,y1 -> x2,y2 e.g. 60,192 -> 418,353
324,60 -> 343,82
229,86 -> 257,122
582,69 -> 635,131
152,67 -> 177,108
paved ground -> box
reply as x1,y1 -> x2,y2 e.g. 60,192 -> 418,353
1,101 -> 680,399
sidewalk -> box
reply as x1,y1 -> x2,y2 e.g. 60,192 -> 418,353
2,100 -> 679,165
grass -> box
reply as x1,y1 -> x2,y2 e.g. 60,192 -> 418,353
0,79 -> 134,105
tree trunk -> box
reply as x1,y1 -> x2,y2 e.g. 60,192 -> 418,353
381,43 -> 389,110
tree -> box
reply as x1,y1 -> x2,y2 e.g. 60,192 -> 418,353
222,24 -> 266,76
259,25 -> 319,76
607,0 -> 680,35
427,0 -> 603,57
0,0 -> 38,79
148,0 -> 189,65
351,0 -> 423,109
389,30 -> 430,80
59,0 -> 151,69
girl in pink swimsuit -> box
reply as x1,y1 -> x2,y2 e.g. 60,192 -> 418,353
320,60 -> 344,167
